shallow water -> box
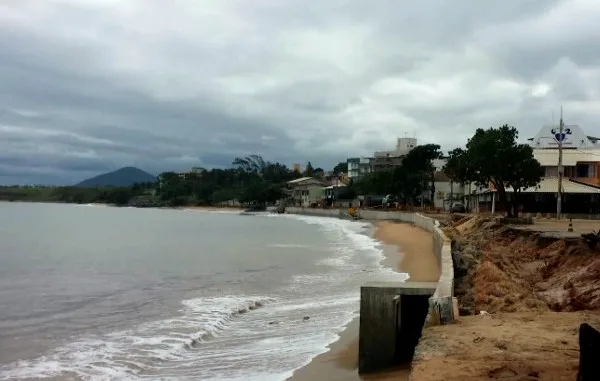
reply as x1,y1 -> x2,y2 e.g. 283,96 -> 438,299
0,202 -> 406,380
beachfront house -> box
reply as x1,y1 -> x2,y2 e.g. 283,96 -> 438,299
285,177 -> 326,207
433,171 -> 467,211
466,124 -> 600,215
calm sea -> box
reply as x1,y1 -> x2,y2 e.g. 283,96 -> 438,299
0,202 -> 406,381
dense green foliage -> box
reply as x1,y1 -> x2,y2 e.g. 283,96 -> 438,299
0,183 -> 155,206
0,155 -> 302,208
156,157 -> 299,207
443,124 -> 543,217
352,144 -> 442,205
333,162 -> 348,174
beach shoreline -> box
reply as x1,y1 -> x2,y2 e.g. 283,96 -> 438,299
289,219 -> 440,381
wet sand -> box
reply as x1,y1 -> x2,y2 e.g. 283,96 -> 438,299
374,221 -> 440,282
290,221 -> 440,381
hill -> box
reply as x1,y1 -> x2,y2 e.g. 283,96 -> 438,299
76,167 -> 156,187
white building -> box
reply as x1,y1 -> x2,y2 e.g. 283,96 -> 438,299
374,137 -> 417,158
529,124 -> 600,188
464,124 -> 600,214
347,157 -> 372,182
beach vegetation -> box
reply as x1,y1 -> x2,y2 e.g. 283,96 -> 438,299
0,155 -> 303,208
443,125 -> 543,217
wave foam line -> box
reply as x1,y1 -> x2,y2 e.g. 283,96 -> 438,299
0,296 -> 273,381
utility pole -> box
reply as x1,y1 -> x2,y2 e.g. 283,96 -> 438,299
556,107 -> 564,220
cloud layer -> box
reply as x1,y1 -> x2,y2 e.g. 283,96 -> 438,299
1,0 -> 600,184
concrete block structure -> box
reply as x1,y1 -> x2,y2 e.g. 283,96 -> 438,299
358,281 -> 437,374
284,207 -> 456,372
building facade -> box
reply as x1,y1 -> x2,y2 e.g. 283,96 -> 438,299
432,171 -> 466,211
347,157 -> 372,182
346,137 -> 420,181
371,137 -> 418,172
468,124 -> 600,214
285,177 -> 326,207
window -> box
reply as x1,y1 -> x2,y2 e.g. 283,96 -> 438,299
576,164 -> 590,178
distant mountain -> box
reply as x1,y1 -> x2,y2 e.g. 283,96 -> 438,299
76,167 -> 156,187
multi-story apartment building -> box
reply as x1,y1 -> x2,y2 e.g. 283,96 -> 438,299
371,137 -> 417,172
347,157 -> 372,182
347,137 -> 419,180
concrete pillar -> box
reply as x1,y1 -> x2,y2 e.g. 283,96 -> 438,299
359,281 -> 437,374
428,296 -> 455,326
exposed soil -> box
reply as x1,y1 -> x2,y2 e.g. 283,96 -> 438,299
410,215 -> 600,381
446,216 -> 600,316
410,311 -> 600,381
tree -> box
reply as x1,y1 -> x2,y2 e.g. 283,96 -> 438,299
313,167 -> 324,177
353,171 -> 393,196
333,162 -> 348,174
444,148 -> 470,184
232,155 -> 267,175
304,162 -> 314,177
157,172 -> 187,200
443,148 -> 473,209
401,144 -> 442,204
460,124 -> 543,217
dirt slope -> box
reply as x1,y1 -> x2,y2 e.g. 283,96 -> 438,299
448,216 -> 600,315
411,311 -> 599,381
410,216 -> 600,381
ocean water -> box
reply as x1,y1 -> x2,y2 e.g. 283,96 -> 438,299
0,202 -> 407,381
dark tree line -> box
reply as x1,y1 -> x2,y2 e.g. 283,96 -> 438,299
443,124 -> 543,217
1,126 -> 543,217
0,156 -> 305,207
156,155 -> 303,206
351,144 -> 442,206
0,183 -> 155,206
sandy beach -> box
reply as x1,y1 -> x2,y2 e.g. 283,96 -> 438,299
290,220 -> 440,381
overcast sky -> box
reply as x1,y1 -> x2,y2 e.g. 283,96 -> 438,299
1,0 -> 600,184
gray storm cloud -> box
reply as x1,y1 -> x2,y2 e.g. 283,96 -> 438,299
1,0 -> 600,184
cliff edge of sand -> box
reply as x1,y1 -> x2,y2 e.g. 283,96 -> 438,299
410,215 -> 600,381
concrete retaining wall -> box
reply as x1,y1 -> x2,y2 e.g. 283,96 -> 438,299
284,207 -> 454,301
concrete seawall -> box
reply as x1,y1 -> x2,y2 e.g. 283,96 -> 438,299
284,207 -> 454,302
284,207 -> 455,374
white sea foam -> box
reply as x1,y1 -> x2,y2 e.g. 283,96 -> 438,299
183,208 -> 241,215
0,296 -> 274,381
0,213 -> 408,381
